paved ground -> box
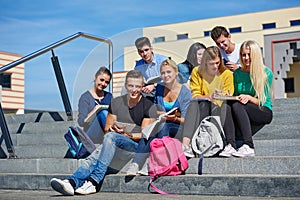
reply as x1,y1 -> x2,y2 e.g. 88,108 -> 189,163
1,190 -> 300,200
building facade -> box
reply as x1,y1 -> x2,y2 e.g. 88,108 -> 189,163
122,7 -> 300,98
0,51 -> 25,114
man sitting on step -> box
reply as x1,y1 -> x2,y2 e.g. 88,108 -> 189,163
50,70 -> 157,195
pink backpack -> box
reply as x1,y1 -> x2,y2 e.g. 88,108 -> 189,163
148,136 -> 188,194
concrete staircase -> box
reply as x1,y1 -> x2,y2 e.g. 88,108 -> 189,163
0,98 -> 300,197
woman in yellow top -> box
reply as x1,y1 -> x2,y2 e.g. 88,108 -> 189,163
182,46 -> 234,158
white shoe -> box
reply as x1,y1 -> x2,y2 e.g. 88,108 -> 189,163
232,144 -> 255,157
182,144 -> 195,158
75,181 -> 96,195
219,144 -> 237,157
50,178 -> 74,196
137,162 -> 148,176
126,162 -> 139,176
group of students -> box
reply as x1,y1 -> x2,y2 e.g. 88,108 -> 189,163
50,26 -> 274,196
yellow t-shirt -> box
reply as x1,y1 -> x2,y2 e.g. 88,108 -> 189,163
189,67 -> 234,106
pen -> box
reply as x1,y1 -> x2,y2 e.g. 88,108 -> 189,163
95,100 -> 100,105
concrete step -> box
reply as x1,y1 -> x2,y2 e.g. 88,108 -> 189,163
253,138 -> 300,156
273,97 -> 300,105
11,138 -> 300,159
0,173 -> 299,197
5,111 -> 71,124
11,133 -> 66,146
253,124 -> 300,139
7,121 -> 76,135
270,112 -> 300,125
14,144 -> 68,159
0,156 -> 299,175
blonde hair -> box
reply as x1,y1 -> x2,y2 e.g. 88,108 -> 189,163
199,46 -> 227,75
160,59 -> 178,73
240,40 -> 271,105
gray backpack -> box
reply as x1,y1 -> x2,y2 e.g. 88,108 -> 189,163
191,116 -> 226,157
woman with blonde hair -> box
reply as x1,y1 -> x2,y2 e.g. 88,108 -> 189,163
181,46 -> 234,157
219,40 -> 273,157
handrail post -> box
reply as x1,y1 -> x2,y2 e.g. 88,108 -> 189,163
51,50 -> 73,121
0,102 -> 17,158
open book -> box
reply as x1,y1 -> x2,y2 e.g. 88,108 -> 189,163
113,121 -> 137,134
142,107 -> 179,140
84,105 -> 109,123
213,95 -> 239,101
144,76 -> 162,86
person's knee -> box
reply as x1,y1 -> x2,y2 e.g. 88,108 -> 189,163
103,132 -> 116,144
232,102 -> 243,112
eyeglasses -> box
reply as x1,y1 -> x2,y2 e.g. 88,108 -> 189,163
138,48 -> 150,54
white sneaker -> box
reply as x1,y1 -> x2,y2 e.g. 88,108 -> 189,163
219,144 -> 237,157
137,162 -> 148,176
232,144 -> 255,157
75,181 -> 96,195
50,178 -> 74,196
182,144 -> 195,158
126,162 -> 139,176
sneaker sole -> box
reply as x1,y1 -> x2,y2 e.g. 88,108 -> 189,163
218,153 -> 233,157
184,152 -> 195,158
50,180 -> 74,196
75,190 -> 96,195
137,171 -> 148,176
126,173 -> 137,176
232,153 -> 255,158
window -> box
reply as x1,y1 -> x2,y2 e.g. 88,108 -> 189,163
154,36 -> 165,43
229,27 -> 242,33
284,78 -> 295,93
177,33 -> 188,40
290,19 -> 300,26
262,22 -> 276,29
0,73 -> 12,89
204,31 -> 210,37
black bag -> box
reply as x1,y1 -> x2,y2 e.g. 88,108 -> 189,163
64,126 -> 96,159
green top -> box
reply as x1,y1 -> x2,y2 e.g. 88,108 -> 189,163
233,67 -> 273,110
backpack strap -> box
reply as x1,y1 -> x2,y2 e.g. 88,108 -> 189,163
148,176 -> 176,196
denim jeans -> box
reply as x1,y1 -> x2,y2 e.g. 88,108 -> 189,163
97,109 -> 108,129
86,110 -> 108,144
68,132 -> 138,188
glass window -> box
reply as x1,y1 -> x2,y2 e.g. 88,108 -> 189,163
262,22 -> 276,29
154,37 -> 165,43
204,31 -> 210,37
177,33 -> 188,40
0,73 -> 11,89
284,78 -> 295,93
290,19 -> 300,26
229,27 -> 242,33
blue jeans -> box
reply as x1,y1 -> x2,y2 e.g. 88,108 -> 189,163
68,132 -> 138,188
97,109 -> 108,129
86,110 -> 108,144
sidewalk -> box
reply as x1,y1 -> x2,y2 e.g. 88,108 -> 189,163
1,190 -> 300,200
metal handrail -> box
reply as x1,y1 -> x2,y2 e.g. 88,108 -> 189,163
0,32 -> 113,89
0,32 -> 113,158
